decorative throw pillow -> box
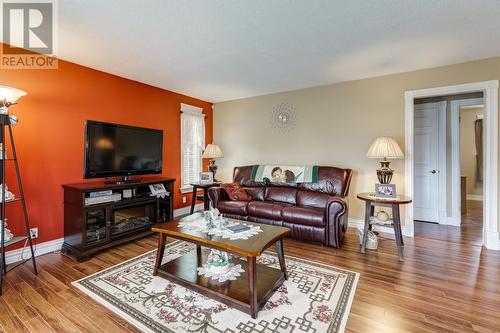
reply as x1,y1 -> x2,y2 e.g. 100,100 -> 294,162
221,183 -> 252,201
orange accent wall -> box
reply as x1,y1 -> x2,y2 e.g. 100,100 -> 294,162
1,55 -> 213,246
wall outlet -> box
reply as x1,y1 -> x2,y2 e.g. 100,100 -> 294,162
29,227 -> 38,239
182,196 -> 187,204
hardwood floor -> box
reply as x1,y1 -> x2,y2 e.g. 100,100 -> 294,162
1,204 -> 498,333
415,200 -> 484,246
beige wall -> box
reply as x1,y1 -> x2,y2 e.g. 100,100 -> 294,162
460,108 -> 484,197
213,56 -> 500,227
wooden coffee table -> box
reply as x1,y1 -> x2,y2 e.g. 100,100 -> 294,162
151,220 -> 291,319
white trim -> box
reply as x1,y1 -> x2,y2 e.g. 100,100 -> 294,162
450,100 -> 461,225
485,231 -> 500,250
180,186 -> 194,194
404,91 -> 415,237
437,101 -> 447,225
466,194 -> 483,201
450,97 -> 484,226
445,216 -> 460,226
5,237 -> 63,265
349,219 -> 412,236
5,205 -> 204,265
482,82 -> 499,250
173,203 -> 203,218
348,218 -> 412,237
405,80 -> 499,250
460,104 -> 484,110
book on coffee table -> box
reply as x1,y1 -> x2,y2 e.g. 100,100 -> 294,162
225,224 -> 251,234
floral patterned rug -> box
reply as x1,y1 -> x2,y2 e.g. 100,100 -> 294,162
73,241 -> 359,333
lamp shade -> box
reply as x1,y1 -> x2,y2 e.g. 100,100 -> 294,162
367,136 -> 404,159
202,144 -> 223,159
0,85 -> 27,105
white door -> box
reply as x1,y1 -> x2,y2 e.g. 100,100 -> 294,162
414,102 -> 444,222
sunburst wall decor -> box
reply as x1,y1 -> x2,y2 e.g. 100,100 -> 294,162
270,102 -> 297,133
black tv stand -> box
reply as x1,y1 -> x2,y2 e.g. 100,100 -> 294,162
62,177 -> 175,262
104,176 -> 144,185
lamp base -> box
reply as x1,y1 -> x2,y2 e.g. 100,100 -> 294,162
208,160 -> 218,181
376,161 -> 394,184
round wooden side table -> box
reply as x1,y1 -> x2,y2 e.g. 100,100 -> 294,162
357,192 -> 412,262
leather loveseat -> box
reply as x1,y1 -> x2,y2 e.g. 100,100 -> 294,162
208,165 -> 353,248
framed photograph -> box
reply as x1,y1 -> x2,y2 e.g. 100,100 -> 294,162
200,172 -> 214,184
375,183 -> 396,198
149,183 -> 168,198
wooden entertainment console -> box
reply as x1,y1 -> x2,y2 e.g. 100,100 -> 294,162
62,177 -> 175,261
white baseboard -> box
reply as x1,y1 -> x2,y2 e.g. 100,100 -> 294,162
173,203 -> 204,218
4,205 -> 204,265
466,194 -> 483,201
348,218 -> 412,237
484,230 -> 500,250
444,216 -> 461,226
5,237 -> 64,265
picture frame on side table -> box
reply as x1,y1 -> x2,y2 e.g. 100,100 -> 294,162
149,183 -> 169,198
375,183 -> 396,198
200,172 -> 214,184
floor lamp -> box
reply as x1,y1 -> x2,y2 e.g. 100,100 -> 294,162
0,85 -> 38,295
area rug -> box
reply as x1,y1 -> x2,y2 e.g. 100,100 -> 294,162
73,241 -> 359,333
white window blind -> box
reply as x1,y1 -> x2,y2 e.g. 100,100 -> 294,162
180,104 -> 205,191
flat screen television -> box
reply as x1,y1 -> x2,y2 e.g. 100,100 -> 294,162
84,120 -> 163,180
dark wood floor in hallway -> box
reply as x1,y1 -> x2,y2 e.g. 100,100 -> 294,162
0,201 -> 498,333
415,200 -> 484,246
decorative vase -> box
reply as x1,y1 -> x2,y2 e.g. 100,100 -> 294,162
206,249 -> 231,274
377,211 -> 390,222
210,264 -> 231,275
204,207 -> 227,231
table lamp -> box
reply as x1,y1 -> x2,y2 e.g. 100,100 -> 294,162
202,144 -> 223,181
367,136 -> 404,184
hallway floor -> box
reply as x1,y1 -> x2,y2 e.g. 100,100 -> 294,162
414,200 -> 483,246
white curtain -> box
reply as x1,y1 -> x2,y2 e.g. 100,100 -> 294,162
181,110 -> 205,189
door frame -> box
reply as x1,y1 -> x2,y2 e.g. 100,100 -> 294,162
449,98 -> 484,226
404,80 -> 499,250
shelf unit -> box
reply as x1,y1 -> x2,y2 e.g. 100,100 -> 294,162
62,177 -> 175,262
0,114 -> 38,296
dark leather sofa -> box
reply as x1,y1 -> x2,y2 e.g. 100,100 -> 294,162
208,165 -> 353,248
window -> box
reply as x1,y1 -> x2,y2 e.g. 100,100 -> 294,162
180,103 -> 205,192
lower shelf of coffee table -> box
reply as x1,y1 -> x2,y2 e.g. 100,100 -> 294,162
156,248 -> 285,315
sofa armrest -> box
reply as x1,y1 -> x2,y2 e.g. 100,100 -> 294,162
208,187 -> 228,208
326,195 -> 349,248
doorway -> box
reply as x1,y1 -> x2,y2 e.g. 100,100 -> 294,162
458,104 -> 484,244
404,80 -> 499,250
412,96 -> 484,245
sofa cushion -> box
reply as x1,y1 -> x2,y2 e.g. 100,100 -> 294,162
264,186 -> 297,205
220,183 -> 251,201
297,190 -> 330,209
242,186 -> 265,201
247,201 -> 288,220
217,200 -> 249,216
282,206 -> 325,227
283,222 -> 325,244
297,167 -> 351,196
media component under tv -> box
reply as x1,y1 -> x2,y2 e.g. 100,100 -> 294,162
84,120 -> 163,180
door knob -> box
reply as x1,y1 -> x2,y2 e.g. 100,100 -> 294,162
429,170 -> 437,174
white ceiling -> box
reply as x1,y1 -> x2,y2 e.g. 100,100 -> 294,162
52,1 -> 500,101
